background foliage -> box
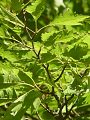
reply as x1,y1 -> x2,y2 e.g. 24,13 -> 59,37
0,0 -> 90,120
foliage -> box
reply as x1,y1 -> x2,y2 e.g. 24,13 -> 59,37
0,0 -> 90,120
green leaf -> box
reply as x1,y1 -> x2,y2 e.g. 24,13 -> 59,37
33,97 -> 41,111
39,108 -> 55,120
29,62 -> 43,80
65,42 -> 88,60
0,83 -> 17,90
50,10 -> 89,26
3,90 -> 41,120
11,0 -> 22,12
0,6 -> 24,27
83,92 -> 90,104
18,70 -> 34,85
0,47 -> 18,63
41,31 -> 61,46
76,104 -> 90,113
41,52 -> 56,63
26,0 -> 46,20
0,98 -> 14,106
82,33 -> 90,48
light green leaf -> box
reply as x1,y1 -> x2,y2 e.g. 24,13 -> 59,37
33,97 -> 41,111
0,98 -> 14,106
82,33 -> 90,48
26,0 -> 46,20
50,10 -> 89,26
84,92 -> 90,104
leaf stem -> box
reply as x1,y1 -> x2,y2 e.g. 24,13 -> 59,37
35,20 -> 38,33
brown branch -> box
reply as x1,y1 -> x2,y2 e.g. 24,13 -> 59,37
54,63 -> 67,83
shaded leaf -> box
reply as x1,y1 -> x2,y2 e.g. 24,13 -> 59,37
18,70 -> 34,85
67,42 -> 88,60
41,52 -> 56,63
0,83 -> 17,90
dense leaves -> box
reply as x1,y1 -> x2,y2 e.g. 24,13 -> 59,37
0,0 -> 90,120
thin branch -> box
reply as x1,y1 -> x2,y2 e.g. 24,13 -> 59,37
42,64 -> 52,80
61,94 -> 74,110
65,95 -> 68,113
31,41 -> 38,57
37,47 -> 41,58
32,78 -> 51,95
35,20 -> 38,33
51,86 -> 61,109
63,92 -> 82,120
54,63 -> 67,83
26,26 -> 35,34
40,103 -> 53,115
25,27 -> 32,40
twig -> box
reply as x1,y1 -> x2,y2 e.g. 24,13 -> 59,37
60,94 -> 74,112
65,95 -> 68,113
37,47 -> 41,58
42,64 -> 52,80
26,26 -> 35,34
31,41 -> 38,56
40,103 -> 53,115
25,27 -> 32,40
54,63 -> 67,83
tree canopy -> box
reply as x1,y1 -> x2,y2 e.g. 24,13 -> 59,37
0,0 -> 90,120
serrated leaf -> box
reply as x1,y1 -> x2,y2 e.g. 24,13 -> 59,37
83,92 -> 90,104
41,31 -> 61,46
66,42 -> 88,60
50,10 -> 89,26
26,0 -> 46,20
82,33 -> 90,48
0,48 -> 17,62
